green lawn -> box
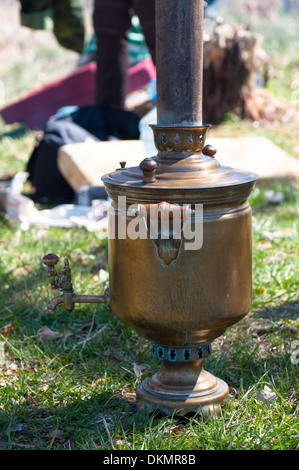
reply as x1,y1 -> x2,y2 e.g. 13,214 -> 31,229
0,1 -> 298,452
0,177 -> 298,450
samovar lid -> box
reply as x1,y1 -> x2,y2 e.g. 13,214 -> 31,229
102,124 -> 258,205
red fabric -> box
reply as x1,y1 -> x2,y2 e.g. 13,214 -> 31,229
0,58 -> 155,129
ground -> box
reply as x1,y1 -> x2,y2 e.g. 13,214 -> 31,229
0,0 -> 298,451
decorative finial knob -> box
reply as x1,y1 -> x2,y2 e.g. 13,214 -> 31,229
119,161 -> 126,169
140,158 -> 158,183
42,253 -> 60,267
202,144 -> 217,157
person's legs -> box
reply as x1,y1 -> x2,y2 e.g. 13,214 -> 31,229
93,0 -> 132,108
133,0 -> 156,65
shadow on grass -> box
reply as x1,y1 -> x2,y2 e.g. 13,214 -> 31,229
207,299 -> 298,393
254,299 -> 299,321
249,179 -> 299,215
0,252 -> 297,449
0,259 -> 49,320
1,326 -> 296,450
0,386 -> 166,450
0,123 -> 27,140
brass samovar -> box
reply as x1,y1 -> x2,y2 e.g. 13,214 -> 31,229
42,0 -> 258,417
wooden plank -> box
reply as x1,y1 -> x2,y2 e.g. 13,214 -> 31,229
57,136 -> 299,191
58,140 -> 146,189
209,136 -> 299,180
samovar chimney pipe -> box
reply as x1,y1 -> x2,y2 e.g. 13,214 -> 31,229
156,0 -> 204,126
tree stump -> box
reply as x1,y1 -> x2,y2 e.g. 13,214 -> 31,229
202,23 -> 269,123
134,23 -> 298,126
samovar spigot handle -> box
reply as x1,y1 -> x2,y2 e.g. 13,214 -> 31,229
42,253 -> 60,289
42,253 -> 110,315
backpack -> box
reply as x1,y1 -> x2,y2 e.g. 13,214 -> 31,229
26,105 -> 140,204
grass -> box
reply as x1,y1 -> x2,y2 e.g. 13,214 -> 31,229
0,162 -> 298,452
0,2 -> 78,105
0,0 -> 298,453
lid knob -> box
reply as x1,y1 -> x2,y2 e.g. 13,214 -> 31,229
202,144 -> 217,157
140,158 -> 157,183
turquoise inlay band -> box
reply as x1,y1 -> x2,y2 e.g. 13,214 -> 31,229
182,349 -> 191,361
152,342 -> 212,362
157,346 -> 165,359
197,346 -> 204,359
168,348 -> 178,362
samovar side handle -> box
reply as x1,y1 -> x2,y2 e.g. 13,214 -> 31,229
132,202 -> 194,266
136,201 -> 194,220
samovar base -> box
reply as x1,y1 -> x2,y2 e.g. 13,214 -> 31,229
136,344 -> 229,417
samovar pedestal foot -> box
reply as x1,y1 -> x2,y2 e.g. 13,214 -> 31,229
136,343 -> 229,418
